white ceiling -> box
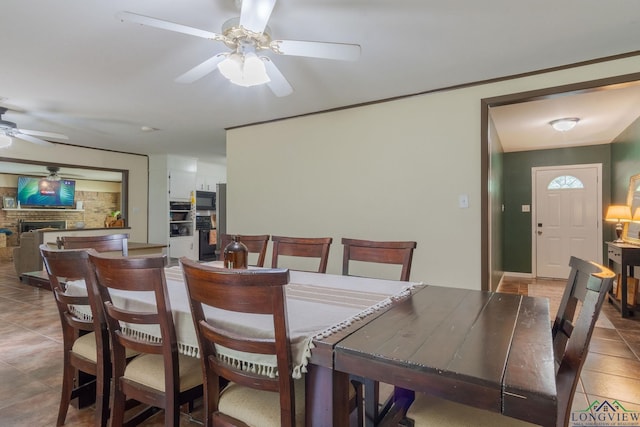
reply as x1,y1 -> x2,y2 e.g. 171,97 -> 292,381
490,81 -> 640,152
1,0 -> 640,162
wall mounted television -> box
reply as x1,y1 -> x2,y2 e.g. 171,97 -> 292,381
16,176 -> 76,208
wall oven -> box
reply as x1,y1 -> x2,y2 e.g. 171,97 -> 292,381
195,215 -> 216,261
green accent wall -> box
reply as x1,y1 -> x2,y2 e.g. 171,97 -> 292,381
611,116 -> 640,202
502,144 -> 611,274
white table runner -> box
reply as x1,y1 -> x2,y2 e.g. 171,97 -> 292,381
68,262 -> 418,378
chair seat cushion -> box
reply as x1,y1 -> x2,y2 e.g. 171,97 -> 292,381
71,332 -> 97,362
405,392 -> 538,427
124,353 -> 203,392
218,378 -> 307,427
218,378 -> 357,427
71,332 -> 138,361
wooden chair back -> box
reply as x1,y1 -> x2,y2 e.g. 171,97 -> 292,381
553,256 -> 614,426
341,238 -> 417,281
60,233 -> 129,256
39,244 -> 110,426
341,238 -> 416,424
271,235 -> 332,273
88,252 -> 201,426
220,233 -> 270,267
180,258 -> 295,426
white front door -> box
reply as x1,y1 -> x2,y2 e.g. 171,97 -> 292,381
533,164 -> 601,279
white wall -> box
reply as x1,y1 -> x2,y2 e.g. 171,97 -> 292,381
0,143 -> 148,241
227,55 -> 640,289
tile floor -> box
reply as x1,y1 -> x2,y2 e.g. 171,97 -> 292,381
1,261 -> 639,426
0,261 -> 204,426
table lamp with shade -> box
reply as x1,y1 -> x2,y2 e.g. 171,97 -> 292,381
605,205 -> 632,243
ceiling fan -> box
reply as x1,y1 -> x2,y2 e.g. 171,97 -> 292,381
45,166 -> 63,181
23,166 -> 83,181
117,0 -> 361,97
0,107 -> 69,147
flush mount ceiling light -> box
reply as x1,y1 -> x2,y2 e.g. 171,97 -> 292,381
549,117 -> 580,132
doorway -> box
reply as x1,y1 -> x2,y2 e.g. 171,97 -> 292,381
480,71 -> 640,291
532,164 -> 602,279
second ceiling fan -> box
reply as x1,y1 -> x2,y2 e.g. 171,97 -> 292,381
0,107 -> 69,147
117,0 -> 361,97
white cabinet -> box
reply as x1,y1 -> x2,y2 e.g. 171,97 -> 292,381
169,170 -> 195,200
196,174 -> 216,191
169,235 -> 195,259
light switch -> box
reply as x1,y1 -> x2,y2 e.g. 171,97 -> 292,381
459,194 -> 469,209
522,205 -> 530,212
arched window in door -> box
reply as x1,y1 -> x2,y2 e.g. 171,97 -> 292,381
548,175 -> 584,190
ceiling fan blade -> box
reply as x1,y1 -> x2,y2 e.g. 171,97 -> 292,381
262,57 -> 293,97
19,128 -> 69,140
14,133 -> 54,147
116,11 -> 221,40
239,0 -> 276,34
272,40 -> 361,61
175,53 -> 228,84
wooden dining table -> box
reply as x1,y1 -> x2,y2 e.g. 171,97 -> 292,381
307,285 -> 558,427
67,263 -> 557,426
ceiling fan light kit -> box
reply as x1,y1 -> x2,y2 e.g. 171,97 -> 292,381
550,117 -> 580,132
117,0 -> 360,97
45,166 -> 62,181
218,47 -> 271,87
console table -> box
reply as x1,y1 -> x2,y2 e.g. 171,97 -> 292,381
606,242 -> 640,318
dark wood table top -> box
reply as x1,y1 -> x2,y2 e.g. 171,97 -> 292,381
333,285 -> 558,426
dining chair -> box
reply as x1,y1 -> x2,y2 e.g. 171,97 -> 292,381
341,238 -> 417,427
181,257 -> 361,427
402,256 -> 615,427
219,233 -> 270,267
60,233 -> 129,256
40,245 -> 111,427
88,252 -> 203,427
341,238 -> 417,281
180,257 -> 303,426
271,235 -> 333,273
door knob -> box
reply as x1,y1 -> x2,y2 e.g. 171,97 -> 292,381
537,230 -> 542,235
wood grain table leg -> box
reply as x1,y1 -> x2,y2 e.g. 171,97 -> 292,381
306,363 -> 351,426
